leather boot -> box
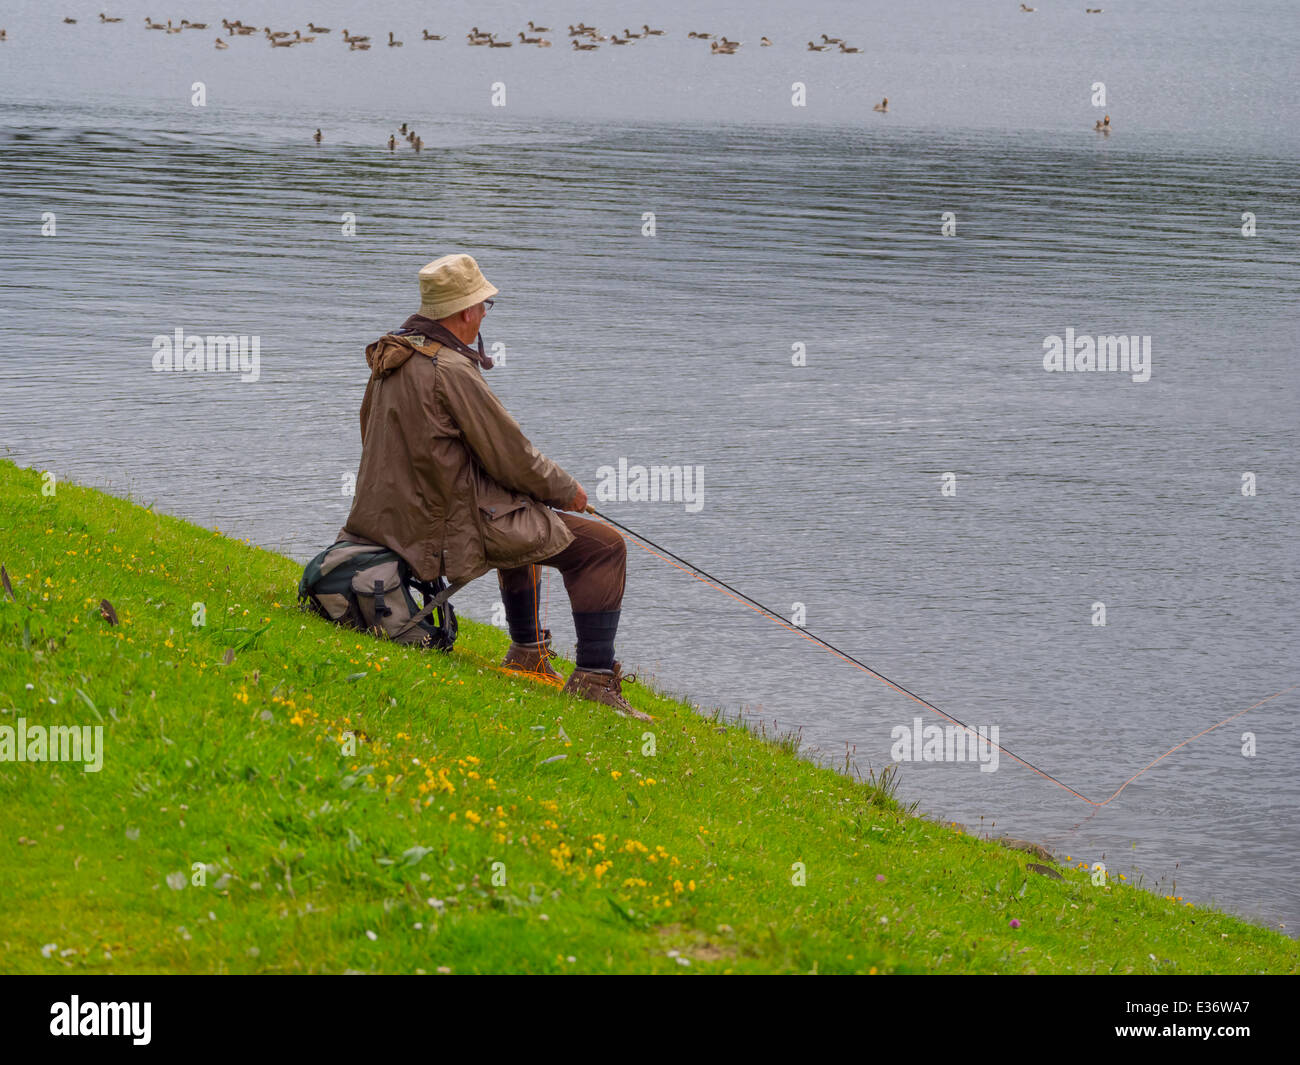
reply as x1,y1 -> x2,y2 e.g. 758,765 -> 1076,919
562,661 -> 652,721
500,631 -> 564,687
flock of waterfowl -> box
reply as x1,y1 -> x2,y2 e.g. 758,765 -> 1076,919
371,122 -> 424,153
4,12 -> 1114,136
12,8 -> 1108,53
9,16 -> 883,62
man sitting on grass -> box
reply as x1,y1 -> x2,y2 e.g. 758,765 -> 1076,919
340,253 -> 649,721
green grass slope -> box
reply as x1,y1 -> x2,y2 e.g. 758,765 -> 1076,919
0,459 -> 1294,974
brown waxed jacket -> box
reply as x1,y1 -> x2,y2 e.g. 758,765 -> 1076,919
340,332 -> 579,583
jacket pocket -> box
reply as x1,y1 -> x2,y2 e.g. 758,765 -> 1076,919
478,496 -> 550,564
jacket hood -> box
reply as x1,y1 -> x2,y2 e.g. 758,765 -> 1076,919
365,333 -> 425,379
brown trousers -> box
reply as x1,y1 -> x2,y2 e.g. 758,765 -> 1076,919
496,512 -> 626,617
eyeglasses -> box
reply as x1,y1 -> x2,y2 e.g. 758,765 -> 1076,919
481,299 -> 495,312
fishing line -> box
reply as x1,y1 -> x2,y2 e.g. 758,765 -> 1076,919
583,506 -> 1295,809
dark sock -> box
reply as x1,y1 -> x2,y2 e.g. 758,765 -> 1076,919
501,585 -> 542,645
573,610 -> 619,671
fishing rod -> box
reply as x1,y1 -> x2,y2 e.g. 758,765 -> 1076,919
584,505 -> 1085,797
582,505 -> 1296,808
587,507 -> 977,714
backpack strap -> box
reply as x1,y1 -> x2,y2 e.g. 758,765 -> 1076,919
391,579 -> 467,640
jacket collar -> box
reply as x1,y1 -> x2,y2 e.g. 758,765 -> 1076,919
394,314 -> 494,370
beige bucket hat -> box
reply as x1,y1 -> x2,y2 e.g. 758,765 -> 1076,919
417,253 -> 500,320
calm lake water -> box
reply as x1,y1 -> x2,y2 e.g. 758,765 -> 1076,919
2,0 -> 1298,939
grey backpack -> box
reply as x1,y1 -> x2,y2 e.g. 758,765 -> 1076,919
298,541 -> 460,650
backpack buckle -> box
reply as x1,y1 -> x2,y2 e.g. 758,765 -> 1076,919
372,579 -> 392,618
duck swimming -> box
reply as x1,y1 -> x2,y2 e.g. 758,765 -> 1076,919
873,97 -> 889,112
